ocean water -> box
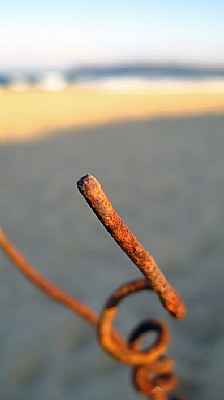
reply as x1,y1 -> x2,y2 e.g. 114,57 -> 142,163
1,114 -> 224,399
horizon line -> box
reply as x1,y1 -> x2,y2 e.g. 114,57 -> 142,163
2,59 -> 224,73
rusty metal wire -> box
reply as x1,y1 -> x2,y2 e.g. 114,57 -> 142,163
98,278 -> 179,400
0,174 -> 186,400
77,175 -> 186,320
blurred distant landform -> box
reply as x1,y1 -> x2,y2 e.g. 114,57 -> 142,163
1,62 -> 224,91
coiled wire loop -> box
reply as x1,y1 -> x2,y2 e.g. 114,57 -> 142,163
98,278 -> 180,399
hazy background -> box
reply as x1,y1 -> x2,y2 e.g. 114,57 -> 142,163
1,0 -> 224,70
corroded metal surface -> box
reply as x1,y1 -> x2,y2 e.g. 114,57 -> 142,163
77,174 -> 186,320
98,279 -> 179,399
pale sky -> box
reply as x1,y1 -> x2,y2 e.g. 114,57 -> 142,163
1,0 -> 224,70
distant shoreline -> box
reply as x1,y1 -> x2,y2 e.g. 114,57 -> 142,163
1,87 -> 224,142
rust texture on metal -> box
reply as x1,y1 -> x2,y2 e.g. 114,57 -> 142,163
0,174 -> 187,400
98,278 -> 179,399
77,174 -> 186,320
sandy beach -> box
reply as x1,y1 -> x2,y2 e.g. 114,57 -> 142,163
1,87 -> 224,400
1,87 -> 224,141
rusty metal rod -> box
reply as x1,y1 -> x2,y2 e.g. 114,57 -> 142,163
77,175 -> 186,319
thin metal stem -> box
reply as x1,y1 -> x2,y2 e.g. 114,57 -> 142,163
77,175 -> 186,319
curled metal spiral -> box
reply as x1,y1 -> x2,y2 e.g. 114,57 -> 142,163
77,175 -> 186,398
0,175 -> 186,399
98,278 -> 181,400
0,228 -> 184,399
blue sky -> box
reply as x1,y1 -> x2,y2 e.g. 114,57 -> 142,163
1,0 -> 224,70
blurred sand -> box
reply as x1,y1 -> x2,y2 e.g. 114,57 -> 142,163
1,81 -> 224,400
1,88 -> 224,141
1,114 -> 224,400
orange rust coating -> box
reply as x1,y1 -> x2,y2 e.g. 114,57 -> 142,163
98,279 -> 172,368
77,175 -> 186,319
98,279 -> 177,400
132,366 -> 178,400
